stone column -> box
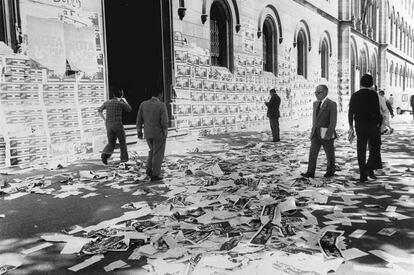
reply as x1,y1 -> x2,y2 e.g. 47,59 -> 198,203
377,0 -> 388,89
337,0 -> 352,112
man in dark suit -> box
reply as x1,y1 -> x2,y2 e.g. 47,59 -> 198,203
348,74 -> 382,182
265,89 -> 281,142
136,89 -> 169,181
301,84 -> 337,178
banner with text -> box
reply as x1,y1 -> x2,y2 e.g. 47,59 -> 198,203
27,16 -> 66,75
64,24 -> 98,76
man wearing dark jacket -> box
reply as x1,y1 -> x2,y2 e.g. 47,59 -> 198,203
265,89 -> 281,142
348,74 -> 382,182
136,89 -> 169,181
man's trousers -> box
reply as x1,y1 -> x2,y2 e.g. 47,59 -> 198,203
269,117 -> 280,141
102,122 -> 128,162
146,138 -> 166,177
307,135 -> 335,174
355,123 -> 382,177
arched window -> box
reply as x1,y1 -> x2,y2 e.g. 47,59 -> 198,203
371,54 -> 377,84
320,39 -> 329,80
371,3 -> 377,40
406,23 -> 409,53
390,13 -> 393,44
395,16 -> 399,47
395,65 -> 398,86
296,30 -> 307,78
262,16 -> 278,74
390,62 -> 393,86
400,23 -> 403,50
353,0 -> 359,20
351,45 -> 356,94
210,0 -> 233,71
359,51 -> 367,80
403,67 -> 406,90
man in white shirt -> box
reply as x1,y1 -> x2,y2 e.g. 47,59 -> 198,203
378,90 -> 393,134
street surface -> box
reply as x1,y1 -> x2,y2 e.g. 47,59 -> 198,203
1,113 -> 414,275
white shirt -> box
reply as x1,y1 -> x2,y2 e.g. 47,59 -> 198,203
378,95 -> 388,115
318,96 -> 328,109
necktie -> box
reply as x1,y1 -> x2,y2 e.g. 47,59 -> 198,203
316,101 -> 322,115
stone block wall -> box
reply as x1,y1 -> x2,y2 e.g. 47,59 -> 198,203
0,54 -> 106,168
171,0 -> 339,135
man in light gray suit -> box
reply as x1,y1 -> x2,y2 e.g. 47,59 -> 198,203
136,89 -> 169,181
301,84 -> 337,178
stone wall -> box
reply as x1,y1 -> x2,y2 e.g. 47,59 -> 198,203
0,0 -> 106,168
170,0 -> 339,135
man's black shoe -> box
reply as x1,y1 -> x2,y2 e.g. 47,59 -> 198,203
101,154 -> 108,165
323,172 -> 335,178
368,170 -> 377,179
300,172 -> 314,178
150,176 -> 163,181
273,139 -> 280,142
359,176 -> 368,182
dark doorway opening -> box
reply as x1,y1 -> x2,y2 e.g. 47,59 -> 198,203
104,0 -> 164,125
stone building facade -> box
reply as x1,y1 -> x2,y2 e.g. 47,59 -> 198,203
171,0 -> 339,132
342,0 -> 414,113
1,0 -> 414,168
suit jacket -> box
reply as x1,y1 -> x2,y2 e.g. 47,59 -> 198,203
136,97 -> 169,139
265,94 -> 281,118
310,98 -> 337,139
348,88 -> 382,127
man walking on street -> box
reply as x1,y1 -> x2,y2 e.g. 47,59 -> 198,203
378,90 -> 393,134
265,88 -> 281,142
136,89 -> 169,181
348,74 -> 382,182
98,86 -> 132,165
301,84 -> 337,179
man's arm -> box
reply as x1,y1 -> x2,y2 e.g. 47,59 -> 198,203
161,103 -> 169,138
268,96 -> 276,109
136,103 -> 144,139
275,94 -> 281,109
325,101 -> 337,139
348,95 -> 354,129
97,103 -> 106,122
372,93 -> 382,127
120,97 -> 132,112
386,100 -> 394,117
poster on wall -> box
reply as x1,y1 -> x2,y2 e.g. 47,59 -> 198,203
30,0 -> 82,11
27,16 -> 66,75
64,24 -> 98,76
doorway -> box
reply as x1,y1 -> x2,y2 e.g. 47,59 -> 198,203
104,0 -> 168,125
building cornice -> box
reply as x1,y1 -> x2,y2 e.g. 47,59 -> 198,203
387,47 -> 414,67
292,0 -> 338,25
350,28 -> 379,46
